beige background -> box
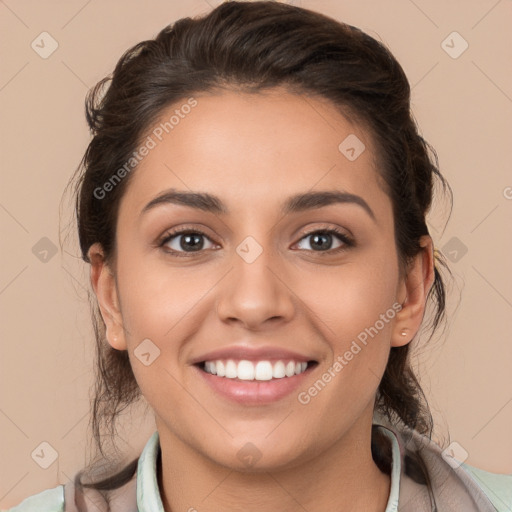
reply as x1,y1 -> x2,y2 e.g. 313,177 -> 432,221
1,0 -> 511,508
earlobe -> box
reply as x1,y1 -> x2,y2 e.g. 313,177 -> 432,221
391,236 -> 435,348
88,243 -> 127,351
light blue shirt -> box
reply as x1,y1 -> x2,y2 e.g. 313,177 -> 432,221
4,425 -> 511,511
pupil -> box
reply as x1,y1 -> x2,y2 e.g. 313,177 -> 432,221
181,233 -> 203,251
311,233 -> 331,251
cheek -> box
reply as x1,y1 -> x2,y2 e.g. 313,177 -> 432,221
114,251 -> 222,401
302,257 -> 399,340
116,250 -> 215,342
294,281 -> 397,429
296,257 -> 399,395
116,260 -> 214,411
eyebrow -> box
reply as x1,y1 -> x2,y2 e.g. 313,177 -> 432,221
141,189 -> 376,221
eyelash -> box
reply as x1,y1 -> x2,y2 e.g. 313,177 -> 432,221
158,226 -> 355,258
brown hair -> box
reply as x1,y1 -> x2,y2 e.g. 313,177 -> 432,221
68,0 -> 452,503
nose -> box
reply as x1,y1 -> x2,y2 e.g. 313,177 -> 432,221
215,245 -> 296,330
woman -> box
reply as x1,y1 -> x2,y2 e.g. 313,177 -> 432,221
6,1 -> 510,511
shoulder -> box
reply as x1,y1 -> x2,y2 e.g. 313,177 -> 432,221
461,464 -> 512,512
376,423 -> 511,511
1,485 -> 64,512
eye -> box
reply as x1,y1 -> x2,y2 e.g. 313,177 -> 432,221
158,226 -> 354,257
160,228 -> 217,255
294,228 -> 353,254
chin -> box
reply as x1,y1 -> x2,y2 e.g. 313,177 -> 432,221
201,436 -> 313,473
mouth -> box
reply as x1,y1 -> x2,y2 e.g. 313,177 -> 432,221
196,359 -> 319,381
194,358 -> 319,405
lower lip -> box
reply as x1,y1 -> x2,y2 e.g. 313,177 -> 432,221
195,365 -> 315,405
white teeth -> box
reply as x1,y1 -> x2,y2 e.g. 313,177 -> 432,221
204,361 -> 216,374
216,360 -> 226,377
237,360 -> 255,380
225,360 -> 237,378
255,361 -> 273,381
202,359 -> 310,381
272,361 -> 286,378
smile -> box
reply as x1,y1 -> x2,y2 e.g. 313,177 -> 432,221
195,358 -> 318,405
202,359 -> 311,381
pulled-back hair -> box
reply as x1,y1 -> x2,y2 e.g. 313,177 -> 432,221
69,0 -> 452,503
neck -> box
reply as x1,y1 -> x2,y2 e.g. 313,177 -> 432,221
156,415 -> 391,512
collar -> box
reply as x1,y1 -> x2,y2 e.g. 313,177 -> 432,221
135,425 -> 402,512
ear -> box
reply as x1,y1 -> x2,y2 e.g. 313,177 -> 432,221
88,243 -> 127,350
391,235 -> 435,348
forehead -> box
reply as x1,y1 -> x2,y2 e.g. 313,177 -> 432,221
119,89 -> 389,220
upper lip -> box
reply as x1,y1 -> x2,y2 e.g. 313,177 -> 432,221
190,345 -> 317,365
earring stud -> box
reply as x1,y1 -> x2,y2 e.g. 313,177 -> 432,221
400,329 -> 408,336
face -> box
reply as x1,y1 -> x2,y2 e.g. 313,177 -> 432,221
91,88 -> 433,471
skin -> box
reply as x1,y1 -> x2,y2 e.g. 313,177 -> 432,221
89,88 -> 434,512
